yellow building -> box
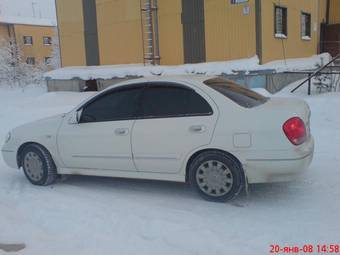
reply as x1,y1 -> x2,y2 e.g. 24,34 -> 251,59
0,17 -> 57,66
56,0 -> 332,66
317,0 -> 340,57
329,0 -> 340,24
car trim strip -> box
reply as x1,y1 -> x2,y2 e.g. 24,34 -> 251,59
134,156 -> 179,160
247,153 -> 312,162
72,155 -> 131,159
1,150 -> 14,153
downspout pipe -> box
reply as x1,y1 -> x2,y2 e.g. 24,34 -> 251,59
153,0 -> 160,65
255,0 -> 262,64
326,0 -> 330,24
54,0 -> 63,67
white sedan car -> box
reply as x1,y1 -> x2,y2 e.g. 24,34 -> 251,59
2,76 -> 314,202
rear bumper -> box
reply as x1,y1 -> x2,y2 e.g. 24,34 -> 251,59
244,137 -> 314,184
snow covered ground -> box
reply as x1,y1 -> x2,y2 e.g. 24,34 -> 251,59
0,82 -> 339,255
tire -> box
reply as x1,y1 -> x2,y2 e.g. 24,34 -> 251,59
189,151 -> 244,202
21,144 -> 57,186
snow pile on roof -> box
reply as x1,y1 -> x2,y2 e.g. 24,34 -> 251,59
0,15 -> 56,27
45,53 -> 332,80
261,53 -> 331,73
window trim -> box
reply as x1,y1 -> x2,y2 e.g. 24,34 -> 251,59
274,5 -> 288,39
136,82 -> 214,120
43,36 -> 52,45
23,36 -> 33,45
301,12 -> 311,40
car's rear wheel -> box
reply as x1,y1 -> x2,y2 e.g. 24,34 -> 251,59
21,144 -> 57,186
189,151 -> 244,202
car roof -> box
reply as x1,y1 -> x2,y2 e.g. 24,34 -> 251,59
147,75 -> 216,83
105,75 -> 219,90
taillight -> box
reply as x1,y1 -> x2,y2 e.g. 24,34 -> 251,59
283,117 -> 307,146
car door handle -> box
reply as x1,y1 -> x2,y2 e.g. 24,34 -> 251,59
115,128 -> 129,136
189,125 -> 206,133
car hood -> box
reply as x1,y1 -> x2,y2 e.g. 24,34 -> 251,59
11,113 -> 66,142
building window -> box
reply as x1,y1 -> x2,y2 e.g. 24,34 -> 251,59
23,36 -> 33,45
231,0 -> 248,3
43,36 -> 52,45
45,57 -> 52,65
301,12 -> 311,39
26,57 -> 35,65
274,6 -> 287,38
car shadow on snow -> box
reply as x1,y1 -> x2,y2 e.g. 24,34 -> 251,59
58,175 -> 199,201
246,182 -> 305,204
55,174 -> 300,205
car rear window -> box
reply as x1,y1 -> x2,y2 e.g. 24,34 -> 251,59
204,78 -> 269,108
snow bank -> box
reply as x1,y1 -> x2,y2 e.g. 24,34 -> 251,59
44,54 -> 331,81
262,53 -> 331,73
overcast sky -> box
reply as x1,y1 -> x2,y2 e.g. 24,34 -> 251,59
0,0 -> 56,21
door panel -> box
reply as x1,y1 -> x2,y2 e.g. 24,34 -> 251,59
132,116 -> 216,173
131,83 -> 217,174
57,84 -> 145,171
58,120 -> 136,171
182,0 -> 206,63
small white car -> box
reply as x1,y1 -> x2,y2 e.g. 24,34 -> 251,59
2,76 -> 314,202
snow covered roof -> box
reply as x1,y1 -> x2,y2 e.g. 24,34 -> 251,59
0,16 -> 56,27
44,54 -> 331,81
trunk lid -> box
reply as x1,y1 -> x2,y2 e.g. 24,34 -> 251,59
258,97 -> 311,138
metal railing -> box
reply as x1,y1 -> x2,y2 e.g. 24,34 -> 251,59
291,53 -> 340,95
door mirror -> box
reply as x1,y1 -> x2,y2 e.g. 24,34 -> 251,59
68,109 -> 82,124
76,109 -> 83,123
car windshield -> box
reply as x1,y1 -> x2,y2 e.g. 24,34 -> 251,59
204,77 -> 269,108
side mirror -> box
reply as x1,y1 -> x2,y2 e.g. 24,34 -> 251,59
76,109 -> 83,123
68,109 -> 82,124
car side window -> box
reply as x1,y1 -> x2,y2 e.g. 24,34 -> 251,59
140,84 -> 213,118
80,87 -> 144,123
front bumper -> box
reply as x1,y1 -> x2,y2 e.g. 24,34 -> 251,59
1,149 -> 18,169
244,137 -> 315,184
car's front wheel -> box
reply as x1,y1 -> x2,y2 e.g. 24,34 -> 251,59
189,151 -> 244,202
21,144 -> 57,186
